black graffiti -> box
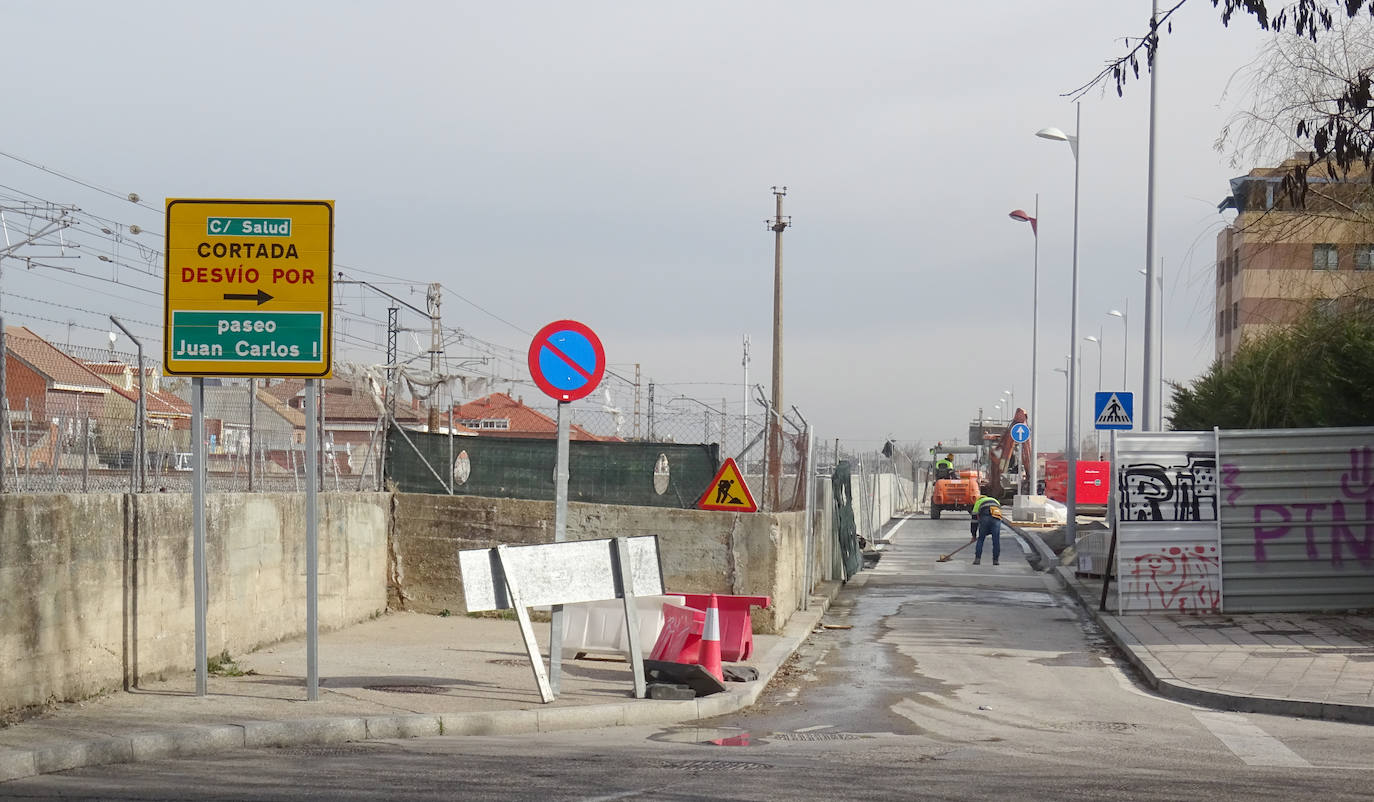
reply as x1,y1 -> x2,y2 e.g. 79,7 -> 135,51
1118,453 -> 1218,522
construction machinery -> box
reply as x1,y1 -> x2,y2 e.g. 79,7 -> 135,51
983,407 -> 1032,502
926,444 -> 982,519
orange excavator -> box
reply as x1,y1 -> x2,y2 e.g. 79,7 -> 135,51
927,444 -> 982,519
984,407 -> 1032,502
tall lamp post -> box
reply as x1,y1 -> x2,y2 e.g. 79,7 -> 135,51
1037,103 -> 1082,546
1009,203 -> 1039,497
1053,362 -> 1069,454
1108,303 -> 1128,388
1084,329 -> 1103,457
1140,264 -> 1164,429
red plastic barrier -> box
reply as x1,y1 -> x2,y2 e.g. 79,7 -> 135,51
1044,460 -> 1110,505
648,603 -> 704,663
676,593 -> 771,662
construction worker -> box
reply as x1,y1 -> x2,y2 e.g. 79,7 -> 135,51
935,453 -> 955,480
970,486 -> 1002,565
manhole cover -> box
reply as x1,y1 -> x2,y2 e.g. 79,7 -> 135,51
1045,721 -> 1141,733
656,760 -> 771,771
364,685 -> 450,695
769,732 -> 870,741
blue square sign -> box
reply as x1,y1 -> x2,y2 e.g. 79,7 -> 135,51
1094,392 -> 1133,430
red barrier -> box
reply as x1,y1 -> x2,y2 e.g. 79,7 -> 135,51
648,603 -> 704,662
676,593 -> 770,662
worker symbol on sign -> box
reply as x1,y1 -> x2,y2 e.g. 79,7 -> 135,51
698,458 -> 758,512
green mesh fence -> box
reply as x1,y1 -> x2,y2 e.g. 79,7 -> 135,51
385,428 -> 720,508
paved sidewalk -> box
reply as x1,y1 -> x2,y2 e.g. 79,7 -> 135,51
0,591 -> 836,783
1055,565 -> 1374,724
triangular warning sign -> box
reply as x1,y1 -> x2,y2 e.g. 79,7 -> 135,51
1095,392 -> 1132,426
697,458 -> 758,512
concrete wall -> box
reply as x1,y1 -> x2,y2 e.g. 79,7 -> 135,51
389,493 -> 809,633
0,492 -> 389,713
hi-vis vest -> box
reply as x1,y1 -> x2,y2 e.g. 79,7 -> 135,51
973,495 -> 1002,519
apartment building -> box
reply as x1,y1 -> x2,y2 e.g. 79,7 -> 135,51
1215,152 -> 1374,363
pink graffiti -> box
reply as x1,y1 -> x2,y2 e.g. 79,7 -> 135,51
1251,446 -> 1374,568
1222,463 -> 1243,505
1341,447 -> 1374,500
1127,545 -> 1220,613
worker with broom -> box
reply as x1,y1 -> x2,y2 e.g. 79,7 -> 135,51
971,486 -> 1002,566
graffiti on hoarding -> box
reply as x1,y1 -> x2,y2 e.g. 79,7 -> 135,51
1251,447 -> 1374,567
1126,544 -> 1221,613
1117,453 -> 1218,522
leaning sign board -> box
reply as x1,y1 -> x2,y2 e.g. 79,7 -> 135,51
460,535 -> 664,703
164,199 -> 333,377
460,535 -> 664,611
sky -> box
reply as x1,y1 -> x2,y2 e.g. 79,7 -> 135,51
0,1 -> 1275,455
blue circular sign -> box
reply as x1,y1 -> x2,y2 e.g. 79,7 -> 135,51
1010,423 -> 1030,443
527,320 -> 606,402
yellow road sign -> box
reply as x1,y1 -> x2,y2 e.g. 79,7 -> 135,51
164,199 -> 333,377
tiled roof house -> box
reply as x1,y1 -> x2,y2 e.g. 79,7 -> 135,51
453,392 -> 607,441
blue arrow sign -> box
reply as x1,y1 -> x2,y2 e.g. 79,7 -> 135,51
1010,422 -> 1030,443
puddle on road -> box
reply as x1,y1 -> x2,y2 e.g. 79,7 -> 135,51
651,727 -> 762,747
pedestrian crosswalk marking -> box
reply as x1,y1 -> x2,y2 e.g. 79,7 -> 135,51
1194,712 -> 1311,767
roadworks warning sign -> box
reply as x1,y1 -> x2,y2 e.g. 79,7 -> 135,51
697,458 -> 758,512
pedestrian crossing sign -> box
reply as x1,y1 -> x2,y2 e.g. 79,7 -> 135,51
697,458 -> 758,512
1094,391 -> 1134,430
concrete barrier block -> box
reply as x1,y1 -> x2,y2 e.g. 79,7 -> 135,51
241,717 -> 366,749
129,724 -> 245,761
364,714 -> 441,740
439,709 -> 538,736
0,748 -> 37,782
535,703 -> 624,733
33,736 -> 134,774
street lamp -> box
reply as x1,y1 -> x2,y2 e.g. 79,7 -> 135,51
1052,362 -> 1069,455
1009,201 -> 1039,498
1038,103 -> 1082,545
1140,264 -> 1164,429
1084,330 -> 1103,457
1108,304 -> 1128,388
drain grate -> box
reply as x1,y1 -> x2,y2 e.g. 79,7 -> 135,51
488,658 -> 529,667
657,760 -> 771,771
769,732 -> 870,741
1251,630 -> 1310,637
364,684 -> 450,695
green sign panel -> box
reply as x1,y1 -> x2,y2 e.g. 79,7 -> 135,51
170,311 -> 324,363
206,217 -> 292,237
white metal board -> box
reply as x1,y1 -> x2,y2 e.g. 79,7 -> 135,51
459,535 -> 664,612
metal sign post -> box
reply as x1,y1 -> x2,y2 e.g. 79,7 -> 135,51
166,197 -> 333,702
549,400 -> 571,694
527,320 -> 605,697
305,379 -> 319,700
192,377 -> 208,696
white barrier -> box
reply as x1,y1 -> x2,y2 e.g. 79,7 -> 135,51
560,595 -> 684,658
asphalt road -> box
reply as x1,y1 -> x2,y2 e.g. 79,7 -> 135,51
5,516 -> 1372,801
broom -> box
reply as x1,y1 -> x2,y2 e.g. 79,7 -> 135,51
936,521 -> 979,562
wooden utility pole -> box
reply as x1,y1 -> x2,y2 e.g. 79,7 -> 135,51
767,187 -> 790,510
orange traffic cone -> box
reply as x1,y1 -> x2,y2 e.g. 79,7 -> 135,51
698,593 -> 724,682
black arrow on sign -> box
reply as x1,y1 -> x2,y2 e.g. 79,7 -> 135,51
223,289 -> 274,305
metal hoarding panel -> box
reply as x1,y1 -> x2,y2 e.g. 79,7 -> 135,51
1218,427 -> 1374,613
1114,432 -> 1222,614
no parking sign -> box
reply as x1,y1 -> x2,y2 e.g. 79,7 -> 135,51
527,320 -> 606,402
